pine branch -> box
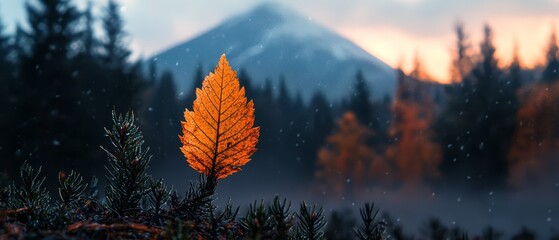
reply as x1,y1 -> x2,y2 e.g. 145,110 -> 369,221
2,161 -> 51,229
296,202 -> 326,240
169,175 -> 213,221
103,110 -> 151,215
354,202 -> 386,240
240,200 -> 271,239
58,170 -> 87,210
14,161 -> 51,216
147,177 -> 170,214
269,196 -> 293,239
205,201 -> 241,239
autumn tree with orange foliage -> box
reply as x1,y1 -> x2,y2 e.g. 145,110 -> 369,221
179,54 -> 260,192
314,112 -> 385,198
386,59 -> 442,188
508,32 -> 559,187
508,83 -> 559,187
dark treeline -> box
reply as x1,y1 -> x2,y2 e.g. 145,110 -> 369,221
2,0 -> 559,199
438,24 -> 559,192
0,0 -> 147,186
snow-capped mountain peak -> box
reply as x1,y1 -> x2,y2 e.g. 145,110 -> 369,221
150,2 -> 395,101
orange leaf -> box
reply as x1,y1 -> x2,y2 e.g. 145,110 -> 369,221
180,54 -> 260,179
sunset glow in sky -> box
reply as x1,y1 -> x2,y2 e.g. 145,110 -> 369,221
2,0 -> 558,83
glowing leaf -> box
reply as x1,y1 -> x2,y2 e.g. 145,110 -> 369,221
180,54 -> 260,179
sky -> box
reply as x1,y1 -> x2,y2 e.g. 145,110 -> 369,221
1,0 -> 559,83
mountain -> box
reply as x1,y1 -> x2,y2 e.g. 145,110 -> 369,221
149,2 -> 395,101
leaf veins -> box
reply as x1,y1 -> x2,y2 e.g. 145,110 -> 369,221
179,54 -> 260,179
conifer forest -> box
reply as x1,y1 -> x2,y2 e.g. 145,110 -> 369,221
0,0 -> 558,239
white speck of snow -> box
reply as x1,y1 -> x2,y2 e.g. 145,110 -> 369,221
53,140 -> 61,146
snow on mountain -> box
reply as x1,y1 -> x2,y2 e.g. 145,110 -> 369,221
149,2 -> 396,101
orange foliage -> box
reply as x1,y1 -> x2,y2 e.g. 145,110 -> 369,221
179,54 -> 260,179
386,73 -> 442,186
508,82 -> 559,187
315,112 -> 384,197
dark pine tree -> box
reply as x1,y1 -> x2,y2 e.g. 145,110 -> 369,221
100,0 -> 144,112
371,95 -> 391,147
508,42 -> 523,93
145,71 -> 181,165
542,29 -> 559,84
254,79 -> 277,149
101,0 -> 130,69
0,16 -> 15,175
148,59 -> 158,84
80,1 -> 97,58
349,70 -> 374,126
450,22 -> 474,84
238,68 -> 254,98
440,25 -> 513,190
438,25 -> 477,189
0,17 -> 12,85
277,75 -> 292,110
469,25 -> 514,189
275,75 -> 293,148
303,92 -> 334,180
183,64 -> 204,110
70,0 -> 110,178
11,0 -> 82,183
347,70 -> 387,147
